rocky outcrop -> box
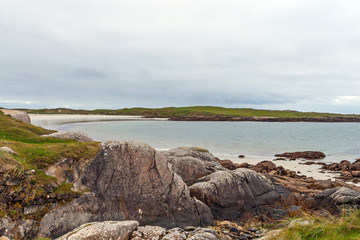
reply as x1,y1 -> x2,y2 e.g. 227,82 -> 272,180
0,109 -> 31,123
275,151 -> 325,160
190,168 -> 280,219
56,221 -> 139,240
162,147 -> 226,186
45,157 -> 93,184
218,159 -> 303,179
39,141 -> 213,239
42,131 -> 94,142
45,158 -> 76,184
321,159 -> 360,183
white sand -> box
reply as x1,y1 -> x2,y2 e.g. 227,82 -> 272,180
29,114 -> 167,129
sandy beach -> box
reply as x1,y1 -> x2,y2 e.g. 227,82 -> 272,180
29,114 -> 168,129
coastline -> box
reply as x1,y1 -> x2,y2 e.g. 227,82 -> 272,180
30,114 -> 343,182
165,115 -> 360,122
29,114 -> 168,129
23,106 -> 360,122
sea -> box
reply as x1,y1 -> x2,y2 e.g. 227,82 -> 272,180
30,114 -> 360,164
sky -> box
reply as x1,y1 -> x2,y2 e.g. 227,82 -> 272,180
1,0 -> 360,113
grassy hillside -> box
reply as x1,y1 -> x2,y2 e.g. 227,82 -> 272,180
0,111 -> 100,221
0,111 -> 99,177
23,106 -> 360,118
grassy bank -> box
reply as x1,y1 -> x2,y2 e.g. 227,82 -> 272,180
22,106 -> 360,118
268,209 -> 360,240
0,111 -> 100,220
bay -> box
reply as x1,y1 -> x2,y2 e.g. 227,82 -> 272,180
30,114 -> 360,164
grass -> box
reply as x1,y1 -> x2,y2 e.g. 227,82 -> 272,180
0,110 -> 101,222
0,111 -> 62,143
0,151 -> 24,176
267,209 -> 360,240
0,111 -> 100,192
23,106 -> 360,118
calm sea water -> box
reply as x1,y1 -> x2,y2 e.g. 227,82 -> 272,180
31,115 -> 360,164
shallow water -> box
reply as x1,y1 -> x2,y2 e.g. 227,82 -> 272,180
30,114 -> 360,164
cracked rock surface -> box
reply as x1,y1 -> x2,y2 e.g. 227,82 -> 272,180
162,147 -> 226,186
190,168 -> 280,219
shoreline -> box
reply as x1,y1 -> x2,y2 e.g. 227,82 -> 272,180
26,112 -> 360,123
29,114 -> 168,129
165,115 -> 360,122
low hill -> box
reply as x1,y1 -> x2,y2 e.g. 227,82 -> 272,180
21,106 -> 360,117
22,106 -> 360,122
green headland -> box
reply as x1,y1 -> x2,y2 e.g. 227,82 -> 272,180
21,106 -> 360,120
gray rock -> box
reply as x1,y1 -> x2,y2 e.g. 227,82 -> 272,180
0,217 -> 11,236
187,228 -> 218,240
267,208 -> 288,220
0,147 -> 16,155
42,131 -> 94,142
162,147 -> 226,186
131,225 -> 166,240
314,187 -> 360,212
38,192 -> 100,238
45,158 -> 75,184
24,205 -> 39,215
0,109 -> 31,123
39,141 -> 214,238
56,221 -> 139,240
163,228 -> 187,240
327,187 -> 360,204
190,168 -> 280,219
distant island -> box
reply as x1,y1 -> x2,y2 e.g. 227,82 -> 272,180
18,106 -> 360,122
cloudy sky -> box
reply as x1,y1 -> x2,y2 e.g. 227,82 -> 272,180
1,0 -> 360,113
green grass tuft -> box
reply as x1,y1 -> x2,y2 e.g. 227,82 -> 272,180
268,209 -> 360,240
0,151 -> 24,176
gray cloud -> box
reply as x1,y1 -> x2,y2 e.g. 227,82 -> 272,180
1,0 -> 360,113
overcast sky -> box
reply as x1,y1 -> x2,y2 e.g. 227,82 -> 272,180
1,0 -> 360,113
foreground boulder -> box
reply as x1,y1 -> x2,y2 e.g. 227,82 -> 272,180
162,147 -> 226,186
42,131 -> 94,142
0,109 -> 31,123
39,141 -> 213,238
56,221 -> 139,240
190,168 -> 280,219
